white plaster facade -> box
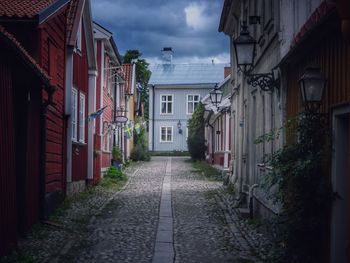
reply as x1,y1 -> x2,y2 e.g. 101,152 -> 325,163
218,0 -> 325,217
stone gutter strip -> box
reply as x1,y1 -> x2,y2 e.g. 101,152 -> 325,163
215,189 -> 271,261
152,157 -> 175,263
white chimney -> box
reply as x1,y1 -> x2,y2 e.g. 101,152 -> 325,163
162,47 -> 173,64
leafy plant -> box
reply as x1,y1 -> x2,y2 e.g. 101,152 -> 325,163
187,102 -> 206,160
256,112 -> 331,262
105,166 -> 126,181
130,117 -> 150,161
112,147 -> 123,161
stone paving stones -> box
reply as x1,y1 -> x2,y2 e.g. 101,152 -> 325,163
59,158 -> 166,263
4,157 -> 266,263
171,157 -> 259,263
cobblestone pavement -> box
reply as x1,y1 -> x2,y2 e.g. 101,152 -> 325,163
57,156 -> 260,263
59,158 -> 166,263
172,157 -> 259,263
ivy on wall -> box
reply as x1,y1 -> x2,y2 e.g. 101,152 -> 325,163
256,112 -> 332,263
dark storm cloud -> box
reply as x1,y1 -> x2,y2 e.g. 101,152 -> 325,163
91,0 -> 229,64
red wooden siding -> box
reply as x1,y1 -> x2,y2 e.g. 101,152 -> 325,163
286,22 -> 350,118
71,21 -> 88,182
0,63 -> 17,256
93,41 -> 102,182
39,12 -> 67,195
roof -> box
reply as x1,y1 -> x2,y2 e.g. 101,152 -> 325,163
66,0 -> 84,45
0,0 -> 55,18
0,25 -> 51,84
0,0 -> 70,23
148,63 -> 227,86
122,64 -> 135,95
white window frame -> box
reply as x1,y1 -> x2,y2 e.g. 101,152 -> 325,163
186,94 -> 200,115
160,94 -> 174,115
160,126 -> 173,143
71,88 -> 78,141
79,93 -> 85,143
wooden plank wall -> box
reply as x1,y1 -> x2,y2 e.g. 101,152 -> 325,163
0,63 -> 17,256
71,21 -> 88,182
40,13 -> 67,194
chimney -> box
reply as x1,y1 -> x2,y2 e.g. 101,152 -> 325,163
162,47 -> 173,64
224,66 -> 232,78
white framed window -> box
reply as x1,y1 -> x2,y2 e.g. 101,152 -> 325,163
160,126 -> 173,142
187,94 -> 200,114
79,93 -> 85,143
160,94 -> 173,114
71,88 -> 78,141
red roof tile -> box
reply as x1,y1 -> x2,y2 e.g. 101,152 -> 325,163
0,25 -> 50,83
122,64 -> 133,95
0,0 -> 56,18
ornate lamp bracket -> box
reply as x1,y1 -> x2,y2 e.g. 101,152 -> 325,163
247,73 -> 279,92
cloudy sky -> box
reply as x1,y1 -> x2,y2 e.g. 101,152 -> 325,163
91,0 -> 229,65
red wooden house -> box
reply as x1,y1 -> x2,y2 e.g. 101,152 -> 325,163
65,0 -> 97,195
93,22 -> 122,179
0,0 -> 70,255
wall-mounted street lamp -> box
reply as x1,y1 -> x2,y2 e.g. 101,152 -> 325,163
209,83 -> 223,108
298,66 -> 327,112
233,22 -> 279,92
177,120 -> 183,134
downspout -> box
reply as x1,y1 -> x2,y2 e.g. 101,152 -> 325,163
87,69 -> 97,181
207,122 -> 215,164
40,86 -> 55,220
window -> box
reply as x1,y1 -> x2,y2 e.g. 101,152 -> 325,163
160,95 -> 173,114
160,126 -> 173,142
72,88 -> 78,141
79,93 -> 85,143
187,94 -> 200,114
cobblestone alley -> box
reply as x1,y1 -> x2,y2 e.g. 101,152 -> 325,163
51,157 -> 259,263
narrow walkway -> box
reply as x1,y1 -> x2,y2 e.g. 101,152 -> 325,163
54,157 -> 259,262
152,157 -> 175,263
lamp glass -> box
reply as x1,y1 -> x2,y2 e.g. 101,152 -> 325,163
234,42 -> 255,66
298,67 -> 326,105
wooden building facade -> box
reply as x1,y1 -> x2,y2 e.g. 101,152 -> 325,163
281,2 -> 350,262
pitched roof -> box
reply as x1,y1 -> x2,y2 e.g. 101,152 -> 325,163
0,25 -> 50,84
0,0 -> 55,18
122,64 -> 134,95
148,63 -> 227,86
66,0 -> 84,45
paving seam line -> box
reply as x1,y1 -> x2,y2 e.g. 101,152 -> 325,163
152,157 -> 175,263
51,164 -> 142,263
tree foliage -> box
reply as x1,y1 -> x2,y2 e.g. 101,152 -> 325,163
123,50 -> 151,119
130,117 -> 150,161
187,102 -> 206,160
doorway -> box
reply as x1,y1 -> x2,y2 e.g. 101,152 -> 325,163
331,106 -> 350,263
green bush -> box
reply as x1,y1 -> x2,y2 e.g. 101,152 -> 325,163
131,117 -> 150,161
187,102 -> 206,160
105,166 -> 126,181
130,143 -> 150,161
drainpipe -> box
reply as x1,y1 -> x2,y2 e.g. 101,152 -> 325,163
40,86 -> 55,220
87,69 -> 97,181
248,184 -> 259,218
207,123 -> 215,164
